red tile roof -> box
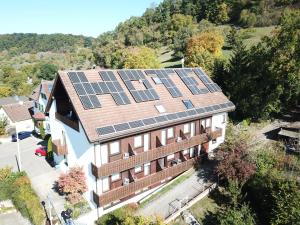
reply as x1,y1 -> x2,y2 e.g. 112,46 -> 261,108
2,101 -> 33,122
47,68 -> 234,142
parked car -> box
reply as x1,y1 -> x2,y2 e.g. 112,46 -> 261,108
35,146 -> 47,156
11,131 -> 32,142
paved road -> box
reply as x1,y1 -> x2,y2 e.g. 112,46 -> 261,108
0,211 -> 31,225
0,136 -> 66,224
137,161 -> 215,219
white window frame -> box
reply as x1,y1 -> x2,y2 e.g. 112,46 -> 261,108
144,162 -> 150,176
167,127 -> 174,139
190,122 -> 195,137
110,141 -> 120,155
167,154 -> 175,160
206,118 -> 211,128
134,165 -> 142,173
111,173 -> 120,182
183,123 -> 190,134
102,177 -> 110,192
100,144 -> 108,164
161,130 -> 166,146
134,135 -> 143,148
182,149 -> 189,155
144,133 -> 149,151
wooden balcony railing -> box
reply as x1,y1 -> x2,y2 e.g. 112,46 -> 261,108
92,129 -> 222,178
93,157 -> 199,206
55,112 -> 79,131
52,139 -> 68,155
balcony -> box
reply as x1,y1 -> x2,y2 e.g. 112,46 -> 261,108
52,139 -> 68,155
93,157 -> 199,206
211,128 -> 222,140
92,129 -> 222,178
55,112 -> 79,131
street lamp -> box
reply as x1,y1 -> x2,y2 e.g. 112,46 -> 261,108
9,125 -> 22,171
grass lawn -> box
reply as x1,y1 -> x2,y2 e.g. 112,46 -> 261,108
158,26 -> 275,66
171,196 -> 220,225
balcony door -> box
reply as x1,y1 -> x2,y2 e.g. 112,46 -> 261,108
144,133 -> 149,151
100,144 -> 108,165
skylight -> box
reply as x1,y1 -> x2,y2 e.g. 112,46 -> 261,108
182,100 -> 194,109
155,105 -> 166,113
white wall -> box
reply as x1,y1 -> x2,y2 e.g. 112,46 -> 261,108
0,108 -> 33,132
208,112 -> 227,152
49,100 -> 97,209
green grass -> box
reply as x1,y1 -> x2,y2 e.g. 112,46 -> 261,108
139,169 -> 193,208
158,26 -> 275,65
171,196 -> 220,225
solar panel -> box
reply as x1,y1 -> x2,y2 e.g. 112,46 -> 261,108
111,93 -> 124,105
155,115 -> 168,123
114,123 -> 130,132
99,71 -> 110,81
97,126 -> 115,135
129,120 -> 144,128
68,72 -> 80,83
82,82 -> 95,95
91,82 -> 102,95
177,111 -> 188,118
196,108 -> 205,114
166,113 -> 178,120
77,72 -> 88,82
106,82 -> 117,93
99,82 -> 109,94
192,68 -> 221,93
73,83 -> 86,95
118,70 -> 159,103
89,95 -> 101,108
79,95 -> 94,109
119,92 -> 131,104
187,109 -> 197,116
143,118 -> 156,125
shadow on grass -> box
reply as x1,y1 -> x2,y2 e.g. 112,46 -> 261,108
161,56 -> 181,64
202,210 -> 219,225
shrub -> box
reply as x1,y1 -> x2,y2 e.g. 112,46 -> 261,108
57,166 -> 87,204
239,10 -> 257,27
46,137 -> 53,161
0,166 -> 12,182
0,117 -> 8,135
39,123 -> 45,139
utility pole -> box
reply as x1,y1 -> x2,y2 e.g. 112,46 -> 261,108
16,125 -> 22,171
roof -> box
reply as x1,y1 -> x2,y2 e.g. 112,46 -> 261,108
0,96 -> 29,106
32,112 -> 45,121
282,122 -> 300,130
29,80 -> 54,101
278,129 -> 299,139
2,101 -> 33,122
47,68 -> 235,142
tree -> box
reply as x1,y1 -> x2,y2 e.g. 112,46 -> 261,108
239,10 -> 257,27
39,123 -> 45,139
57,166 -> 87,204
47,137 -> 53,161
185,31 -> 224,73
124,46 -> 161,69
36,63 -> 58,80
217,204 -> 256,225
0,86 -> 12,97
0,117 -> 8,135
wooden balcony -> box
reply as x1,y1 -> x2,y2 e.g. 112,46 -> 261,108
92,129 -> 222,178
55,112 -> 79,131
52,139 -> 68,155
93,157 -> 199,206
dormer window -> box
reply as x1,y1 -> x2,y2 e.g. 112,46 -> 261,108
155,105 -> 166,113
182,100 -> 194,109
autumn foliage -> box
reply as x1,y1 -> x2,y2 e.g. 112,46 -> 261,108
58,166 -> 88,204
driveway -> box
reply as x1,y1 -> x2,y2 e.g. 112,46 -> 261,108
0,136 -> 66,221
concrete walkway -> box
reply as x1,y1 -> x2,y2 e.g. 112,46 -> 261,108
137,161 -> 215,219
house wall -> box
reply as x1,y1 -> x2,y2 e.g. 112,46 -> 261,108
34,94 -> 51,134
208,112 -> 227,152
0,108 -> 33,132
49,100 -> 97,209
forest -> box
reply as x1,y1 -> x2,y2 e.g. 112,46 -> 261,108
0,0 -> 299,121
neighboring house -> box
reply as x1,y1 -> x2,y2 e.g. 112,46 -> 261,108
0,101 -> 34,133
0,96 -> 29,107
29,80 -> 53,134
45,68 -> 235,218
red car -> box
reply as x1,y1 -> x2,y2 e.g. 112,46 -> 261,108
35,146 -> 47,156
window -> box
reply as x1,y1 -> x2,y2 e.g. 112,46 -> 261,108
34,102 -> 38,108
182,100 -> 194,109
182,149 -> 189,155
212,139 -> 217,144
222,114 -> 226,123
134,135 -> 143,148
190,122 -> 195,137
144,134 -> 149,151
206,118 -> 211,128
161,130 -> 166,146
101,144 -> 108,164
134,165 -> 142,173
41,93 -> 47,100
102,177 -> 109,192
167,128 -> 174,139
183,124 -> 190,134
152,77 -> 162,84
110,141 -> 120,155
111,173 -> 120,182
167,154 -> 175,160
144,162 -> 150,176
155,105 -> 166,113
189,147 -> 195,158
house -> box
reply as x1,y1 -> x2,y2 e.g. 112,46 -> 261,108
0,96 -> 29,107
278,122 -> 300,152
0,101 -> 34,133
45,68 -> 235,218
29,80 -> 53,134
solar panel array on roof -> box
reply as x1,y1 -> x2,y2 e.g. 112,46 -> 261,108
145,69 -> 182,98
118,70 -> 160,103
96,101 -> 235,136
175,69 -> 209,95
68,72 -> 101,109
193,68 -> 221,92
